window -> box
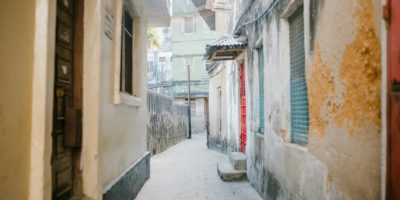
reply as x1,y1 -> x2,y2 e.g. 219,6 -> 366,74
183,17 -> 194,33
258,47 -> 265,134
120,7 -> 133,94
289,6 -> 309,145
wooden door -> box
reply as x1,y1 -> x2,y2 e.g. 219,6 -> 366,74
240,62 -> 247,153
386,0 -> 400,199
52,0 -> 83,199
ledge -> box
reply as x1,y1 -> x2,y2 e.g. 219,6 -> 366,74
114,92 -> 143,107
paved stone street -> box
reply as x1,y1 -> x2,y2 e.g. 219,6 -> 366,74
136,133 -> 263,200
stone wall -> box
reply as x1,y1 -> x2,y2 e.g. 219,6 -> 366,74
147,91 -> 189,155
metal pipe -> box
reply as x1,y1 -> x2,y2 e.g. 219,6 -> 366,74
187,64 -> 192,139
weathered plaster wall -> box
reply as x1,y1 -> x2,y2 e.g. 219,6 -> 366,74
0,1 -> 35,199
241,0 -> 382,199
226,61 -> 241,153
193,97 -> 207,133
98,0 -> 149,192
147,91 -> 189,155
307,0 -> 382,199
175,97 -> 207,133
208,64 -> 230,152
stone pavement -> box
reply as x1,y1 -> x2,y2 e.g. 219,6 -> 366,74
136,133 -> 263,200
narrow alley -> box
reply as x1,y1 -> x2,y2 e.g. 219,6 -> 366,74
1,0 -> 400,200
136,133 -> 262,200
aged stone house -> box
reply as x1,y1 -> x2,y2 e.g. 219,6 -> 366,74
0,0 -> 169,199
206,0 -> 398,199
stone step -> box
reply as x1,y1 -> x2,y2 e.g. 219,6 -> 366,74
229,152 -> 246,170
217,161 -> 247,182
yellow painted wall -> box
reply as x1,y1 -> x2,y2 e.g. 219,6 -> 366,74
0,1 -> 36,199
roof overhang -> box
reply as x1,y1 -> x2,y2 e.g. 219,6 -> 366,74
205,36 -> 247,61
144,0 -> 171,27
191,0 -> 215,30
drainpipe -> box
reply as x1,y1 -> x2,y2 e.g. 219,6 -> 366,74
187,64 -> 192,139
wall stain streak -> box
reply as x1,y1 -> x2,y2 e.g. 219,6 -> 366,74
0,106 -> 4,136
308,0 -> 381,135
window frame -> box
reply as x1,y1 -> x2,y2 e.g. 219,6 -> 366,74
288,5 -> 309,145
257,46 -> 265,134
120,7 -> 134,95
112,0 -> 143,107
182,16 -> 194,33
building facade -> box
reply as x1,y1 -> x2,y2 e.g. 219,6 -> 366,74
0,0 -> 169,199
168,0 -> 221,133
206,0 -> 394,199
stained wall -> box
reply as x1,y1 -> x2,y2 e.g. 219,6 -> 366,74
241,0 -> 382,199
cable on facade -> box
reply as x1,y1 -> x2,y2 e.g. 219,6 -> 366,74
234,0 -> 279,36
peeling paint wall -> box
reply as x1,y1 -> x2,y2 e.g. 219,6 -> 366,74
208,64 -> 229,152
208,62 -> 241,154
236,0 -> 383,199
147,91 -> 189,155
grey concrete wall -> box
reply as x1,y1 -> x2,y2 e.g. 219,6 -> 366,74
103,153 -> 150,200
175,97 -> 207,134
147,91 -> 189,155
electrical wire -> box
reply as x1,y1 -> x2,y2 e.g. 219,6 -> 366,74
234,0 -> 279,36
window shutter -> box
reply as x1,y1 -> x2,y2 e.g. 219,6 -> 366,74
289,6 -> 309,145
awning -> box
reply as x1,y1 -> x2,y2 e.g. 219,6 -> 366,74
205,36 -> 247,61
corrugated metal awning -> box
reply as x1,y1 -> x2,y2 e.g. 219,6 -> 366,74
205,36 -> 247,61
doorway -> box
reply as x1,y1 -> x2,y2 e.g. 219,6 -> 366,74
51,0 -> 84,199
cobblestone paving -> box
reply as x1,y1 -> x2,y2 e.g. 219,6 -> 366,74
136,133 -> 263,200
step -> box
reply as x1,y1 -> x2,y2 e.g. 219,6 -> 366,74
229,152 -> 246,170
217,161 -> 247,182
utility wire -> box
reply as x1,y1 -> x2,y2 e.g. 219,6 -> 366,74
234,0 -> 279,36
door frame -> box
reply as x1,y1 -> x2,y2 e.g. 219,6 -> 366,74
385,0 -> 400,198
239,60 -> 247,153
29,1 -> 58,199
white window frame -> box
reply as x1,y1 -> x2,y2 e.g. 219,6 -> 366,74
182,16 -> 194,33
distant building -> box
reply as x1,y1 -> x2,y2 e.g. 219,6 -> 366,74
166,0 -> 221,133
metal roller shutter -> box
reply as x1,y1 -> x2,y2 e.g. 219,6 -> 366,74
289,6 -> 309,145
